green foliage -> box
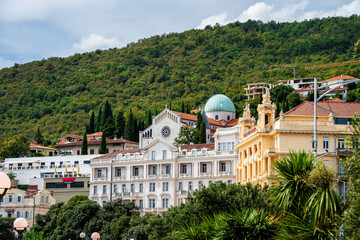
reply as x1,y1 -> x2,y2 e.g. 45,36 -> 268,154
286,92 -> 303,109
174,126 -> 198,145
34,128 -> 44,145
0,217 -> 15,240
23,229 -> 47,240
1,17 -> 360,142
99,134 -> 106,154
7,171 -> 16,179
199,120 -> 206,143
124,109 -> 136,141
0,134 -> 29,160
95,108 -> 102,132
342,114 -> 360,239
270,85 -> 295,104
81,130 -> 88,155
101,101 -> 115,138
115,111 -> 125,138
89,111 -> 95,134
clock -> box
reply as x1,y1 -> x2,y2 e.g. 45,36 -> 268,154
161,126 -> 171,138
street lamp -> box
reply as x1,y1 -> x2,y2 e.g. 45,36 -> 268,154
13,217 -> 28,240
0,172 -> 11,199
91,232 -> 100,240
80,232 -> 86,239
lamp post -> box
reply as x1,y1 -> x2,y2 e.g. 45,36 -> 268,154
80,232 -> 86,239
13,217 -> 28,240
0,172 -> 11,199
91,232 -> 100,240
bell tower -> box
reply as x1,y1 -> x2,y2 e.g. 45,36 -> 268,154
239,103 -> 256,140
257,88 -> 277,132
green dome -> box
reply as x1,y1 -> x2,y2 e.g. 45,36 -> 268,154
204,94 -> 235,113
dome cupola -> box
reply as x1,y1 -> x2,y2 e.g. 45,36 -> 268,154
204,94 -> 236,121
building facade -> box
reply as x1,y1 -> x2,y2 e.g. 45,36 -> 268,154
236,89 -> 358,197
245,83 -> 275,100
0,188 -> 55,227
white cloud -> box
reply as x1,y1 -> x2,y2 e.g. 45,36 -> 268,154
196,12 -> 228,29
236,2 -> 274,22
72,34 -> 121,53
0,57 -> 15,69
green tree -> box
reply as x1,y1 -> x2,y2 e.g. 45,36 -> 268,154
81,131 -> 88,155
354,38 -> 360,57
95,108 -> 102,132
174,126 -> 197,145
101,101 -> 115,138
0,134 -> 29,160
115,111 -> 125,138
199,120 -> 206,144
0,217 -> 15,240
124,109 -> 135,141
23,229 -> 47,240
88,111 -> 95,134
34,128 -> 44,145
270,85 -> 295,104
99,134 -> 107,154
286,92 -> 302,109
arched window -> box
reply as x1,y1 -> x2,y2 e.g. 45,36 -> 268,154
227,115 -> 230,121
191,149 -> 197,156
215,115 -> 219,120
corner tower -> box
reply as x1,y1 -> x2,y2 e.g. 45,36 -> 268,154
257,88 -> 277,132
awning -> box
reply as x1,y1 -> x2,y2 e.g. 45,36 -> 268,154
62,178 -> 75,182
5,209 -> 14,212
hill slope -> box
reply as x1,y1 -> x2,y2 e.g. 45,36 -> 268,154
1,16 -> 360,143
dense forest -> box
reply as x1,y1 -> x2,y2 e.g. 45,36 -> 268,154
1,16 -> 360,144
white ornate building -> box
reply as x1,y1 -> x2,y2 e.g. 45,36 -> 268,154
89,95 -> 240,213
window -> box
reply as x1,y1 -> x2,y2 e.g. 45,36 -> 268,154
135,153 -> 139,159
41,196 -> 45,203
312,136 -> 316,149
163,150 -> 167,160
353,138 -> 359,149
227,180 -> 232,185
149,199 -> 156,208
323,160 -> 329,168
199,181 -> 203,189
152,166 -> 158,175
9,164 -> 13,170
131,184 -> 135,193
222,142 -> 226,151
74,161 -> 79,165
139,183 -> 143,192
97,170 -> 102,178
90,149 -> 94,154
209,180 -> 213,185
182,150 -> 187,156
122,184 -> 126,193
84,160 -> 91,164
0,197 -> 3,203
8,195 -> 13,202
231,142 -> 235,150
166,165 -> 171,174
323,137 -> 329,149
134,167 -> 139,176
150,183 -> 156,192
103,185 -> 107,194
189,181 -> 193,191
163,182 -> 169,191
70,182 -> 84,188
221,162 -> 226,172
179,182 -> 183,191
139,200 -> 143,209
182,164 -> 187,174
202,164 -> 207,173
77,150 -> 80,155
114,184 -> 118,193
338,161 -> 345,174
151,151 -> 156,160
162,198 -> 169,208
117,168 -> 122,177
46,182 -> 67,189
338,138 -> 345,149
201,149 -> 207,155
94,186 -> 98,194
16,211 -> 21,218
218,143 -> 222,151
215,115 -> 219,120
191,149 -> 197,156
17,196 -> 22,202
46,196 -> 49,203
227,142 -> 232,151
25,211 -> 30,219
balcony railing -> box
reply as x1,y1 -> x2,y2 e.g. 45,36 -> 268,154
200,172 -> 211,177
179,173 -> 192,178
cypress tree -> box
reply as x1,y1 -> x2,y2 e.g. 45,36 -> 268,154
124,109 -> 135,141
34,128 -> 44,145
81,131 -> 88,155
101,101 -> 115,138
199,120 -> 207,143
95,108 -> 102,132
99,134 -> 106,154
181,101 -> 185,113
145,110 -> 152,128
89,111 -> 95,134
115,111 -> 125,138
275,98 -> 280,118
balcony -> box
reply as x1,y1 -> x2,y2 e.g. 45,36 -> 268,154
94,175 -> 108,181
179,173 -> 192,178
264,148 -> 279,156
219,171 -> 232,176
114,176 -> 126,181
147,174 -> 158,179
177,190 -> 188,195
160,174 -> 171,179
131,176 -> 143,180
200,172 -> 211,177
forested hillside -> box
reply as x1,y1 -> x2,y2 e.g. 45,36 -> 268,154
1,16 -> 360,144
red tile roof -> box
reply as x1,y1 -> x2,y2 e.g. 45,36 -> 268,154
321,75 -> 356,82
328,98 -> 344,103
30,143 -> 56,151
285,101 -> 360,117
172,111 -> 198,121
226,119 -> 239,127
60,133 -> 82,139
180,143 -> 215,151
94,148 -> 141,159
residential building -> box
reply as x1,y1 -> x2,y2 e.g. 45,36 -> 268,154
89,94 -> 240,213
320,75 -> 356,101
55,132 -> 138,155
30,143 -> 56,156
235,89 -> 358,198
245,83 -> 275,100
277,77 -> 320,97
1,155 -> 100,187
0,187 -> 55,227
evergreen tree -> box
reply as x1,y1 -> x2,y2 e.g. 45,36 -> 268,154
259,92 -> 263,104
181,101 -> 185,113
101,101 -> 115,138
95,108 -> 102,132
124,109 -> 135,141
81,131 -> 88,155
115,111 -> 125,138
99,134 -> 106,154
89,111 -> 95,134
34,128 -> 44,145
199,120 -> 207,143
194,111 -> 203,143
145,110 -> 152,128
275,98 -> 280,118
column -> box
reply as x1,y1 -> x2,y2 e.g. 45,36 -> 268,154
267,156 -> 271,176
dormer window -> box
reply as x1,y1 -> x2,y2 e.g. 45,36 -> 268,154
227,115 -> 230,121
126,154 -> 130,159
135,153 -> 139,159
117,154 -> 122,160
191,149 -> 197,156
201,149 -> 207,155
181,150 -> 187,156
215,115 -> 219,120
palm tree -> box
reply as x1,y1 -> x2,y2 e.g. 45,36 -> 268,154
270,151 -> 315,216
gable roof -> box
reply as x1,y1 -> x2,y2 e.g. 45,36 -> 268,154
321,75 -> 356,82
285,101 -> 360,117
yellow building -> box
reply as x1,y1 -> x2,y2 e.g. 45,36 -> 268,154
235,89 -> 358,195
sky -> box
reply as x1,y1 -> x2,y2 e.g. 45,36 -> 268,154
0,0 -> 359,69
